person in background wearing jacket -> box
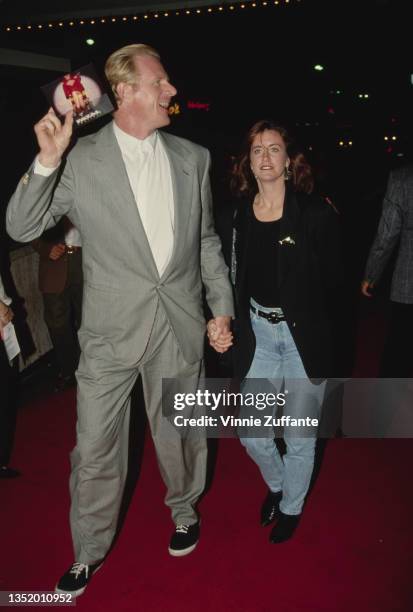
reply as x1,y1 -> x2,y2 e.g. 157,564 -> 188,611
0,266 -> 19,478
361,165 -> 413,377
32,217 -> 83,391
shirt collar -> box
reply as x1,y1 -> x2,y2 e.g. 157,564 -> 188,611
113,122 -> 157,157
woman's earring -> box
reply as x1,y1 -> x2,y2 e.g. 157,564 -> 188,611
284,166 -> 292,181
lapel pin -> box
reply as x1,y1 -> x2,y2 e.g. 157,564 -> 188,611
278,236 -> 295,246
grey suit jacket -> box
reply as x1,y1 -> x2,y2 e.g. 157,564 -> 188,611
364,165 -> 413,304
7,122 -> 234,365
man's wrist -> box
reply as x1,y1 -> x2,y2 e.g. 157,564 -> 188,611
37,154 -> 61,169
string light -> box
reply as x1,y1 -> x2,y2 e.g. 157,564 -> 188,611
4,0 -> 301,31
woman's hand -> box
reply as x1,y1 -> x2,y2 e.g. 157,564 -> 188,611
207,316 -> 233,353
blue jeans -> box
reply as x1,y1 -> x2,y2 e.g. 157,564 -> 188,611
240,299 -> 325,515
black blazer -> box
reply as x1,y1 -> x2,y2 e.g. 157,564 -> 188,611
216,185 -> 341,379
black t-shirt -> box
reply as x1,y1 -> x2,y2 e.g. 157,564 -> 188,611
247,214 -> 282,307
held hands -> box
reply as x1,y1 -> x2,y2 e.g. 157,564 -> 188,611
48,243 -> 66,261
34,108 -> 73,168
361,280 -> 374,297
207,316 -> 233,354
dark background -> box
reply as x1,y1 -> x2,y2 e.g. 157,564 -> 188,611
0,0 -> 411,278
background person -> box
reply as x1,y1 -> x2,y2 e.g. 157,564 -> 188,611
361,165 -> 413,377
32,218 -> 83,390
0,266 -> 20,478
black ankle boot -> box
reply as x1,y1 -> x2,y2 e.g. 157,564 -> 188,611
260,490 -> 282,527
269,511 -> 300,543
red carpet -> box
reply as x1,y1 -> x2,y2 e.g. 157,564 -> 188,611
1,383 -> 413,611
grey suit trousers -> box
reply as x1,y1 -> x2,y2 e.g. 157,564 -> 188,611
69,303 -> 206,564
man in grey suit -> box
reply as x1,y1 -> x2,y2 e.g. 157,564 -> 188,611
7,44 -> 234,595
361,165 -> 413,376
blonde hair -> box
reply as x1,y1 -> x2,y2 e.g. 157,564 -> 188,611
104,43 -> 160,101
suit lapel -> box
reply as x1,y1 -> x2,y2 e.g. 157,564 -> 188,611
236,198 -> 253,298
91,121 -> 160,279
158,131 -> 195,280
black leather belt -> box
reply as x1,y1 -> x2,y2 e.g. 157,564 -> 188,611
250,304 -> 286,324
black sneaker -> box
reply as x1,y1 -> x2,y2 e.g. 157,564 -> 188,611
261,490 -> 282,526
168,522 -> 200,557
269,512 -> 301,544
55,562 -> 102,596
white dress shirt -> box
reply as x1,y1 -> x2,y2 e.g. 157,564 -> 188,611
64,226 -> 82,248
34,122 -> 174,276
112,123 -> 174,276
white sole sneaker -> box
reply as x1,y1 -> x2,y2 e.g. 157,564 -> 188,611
54,562 -> 103,597
168,541 -> 199,557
